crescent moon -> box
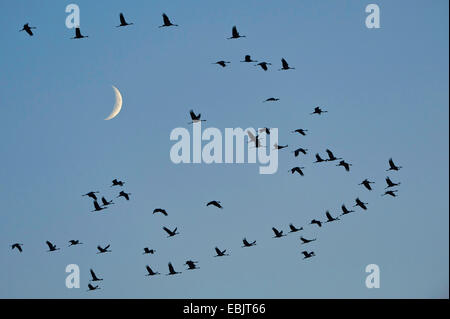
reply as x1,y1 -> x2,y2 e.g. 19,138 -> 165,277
105,86 -> 123,120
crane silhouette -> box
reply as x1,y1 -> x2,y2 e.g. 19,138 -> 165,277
143,247 -> 156,255
310,219 -> 322,227
314,153 -> 326,163
90,269 -> 103,281
101,197 -> 114,206
279,58 -> 295,70
353,198 -> 368,210
185,260 -> 200,270
213,60 -> 231,68
96,244 -> 111,254
68,240 -> 82,247
145,265 -> 160,276
382,190 -> 398,197
46,241 -> 59,252
325,211 -> 340,223
263,97 -> 280,102
310,107 -> 327,115
359,179 -> 375,191
111,179 -> 125,187
385,177 -> 401,188
71,27 -> 88,39
214,247 -> 229,257
189,110 -> 206,124
247,131 -> 264,148
242,238 -> 256,247
255,62 -> 271,71
290,167 -> 305,176
116,13 -> 133,27
302,251 -> 315,259
153,208 -> 168,216
117,191 -> 131,201
293,148 -> 308,156
274,143 -> 288,150
207,201 -> 223,209
387,158 -> 402,171
83,191 -> 99,201
163,226 -> 179,237
228,26 -> 246,39
159,13 -> 178,28
11,243 -> 23,252
241,55 -> 257,63
272,227 -> 286,238
92,200 -> 107,212
292,129 -> 308,136
340,204 -> 354,216
300,237 -> 316,244
20,23 -> 36,36
289,224 -> 303,233
87,284 -> 100,291
166,262 -> 181,275
325,149 -> 342,161
336,160 -> 352,172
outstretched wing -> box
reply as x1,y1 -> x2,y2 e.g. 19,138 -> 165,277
90,269 -> 98,280
120,13 -> 126,25
215,247 -> 221,255
46,241 -> 53,249
162,13 -> 171,25
326,211 -> 333,220
326,149 -> 334,158
189,110 -> 197,120
168,262 -> 175,273
281,58 -> 288,69
247,131 -> 257,142
232,26 -> 239,37
163,226 -> 172,235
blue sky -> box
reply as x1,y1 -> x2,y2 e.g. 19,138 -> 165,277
0,0 -> 448,298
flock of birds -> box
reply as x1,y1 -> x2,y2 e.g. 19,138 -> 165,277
13,11 -> 404,293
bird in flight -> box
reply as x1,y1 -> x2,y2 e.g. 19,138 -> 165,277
143,247 -> 156,255
292,129 -> 308,136
242,238 -> 256,247
101,197 -> 114,206
214,247 -> 229,257
207,201 -> 223,209
310,219 -> 322,227
163,226 -> 179,237
264,97 -> 280,103
166,262 -> 182,275
259,127 -> 271,135
97,244 -> 111,254
111,179 -> 125,187
301,251 -> 315,259
189,110 -> 206,124
336,160 -> 352,172
46,241 -> 60,252
11,243 -> 23,252
255,62 -> 271,71
68,240 -> 82,247
71,27 -> 88,39
340,204 -> 354,216
87,284 -> 100,291
300,237 -> 316,244
117,191 -> 131,201
289,224 -> 303,233
359,179 -> 375,191
273,143 -> 288,150
92,200 -> 107,212
385,177 -> 401,189
387,158 -> 402,171
382,190 -> 398,197
213,60 -> 231,68
83,191 -> 99,201
354,198 -> 368,210
247,131 -> 264,148
310,107 -> 327,115
325,211 -> 340,223
90,269 -> 103,282
228,26 -> 246,39
290,167 -> 305,176
159,13 -> 178,28
145,265 -> 160,276
153,208 -> 168,216
314,153 -> 327,163
241,55 -> 257,63
185,260 -> 200,270
116,13 -> 133,27
279,58 -> 295,71
272,227 -> 286,238
20,23 -> 36,36
325,149 -> 342,162
293,148 -> 308,156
